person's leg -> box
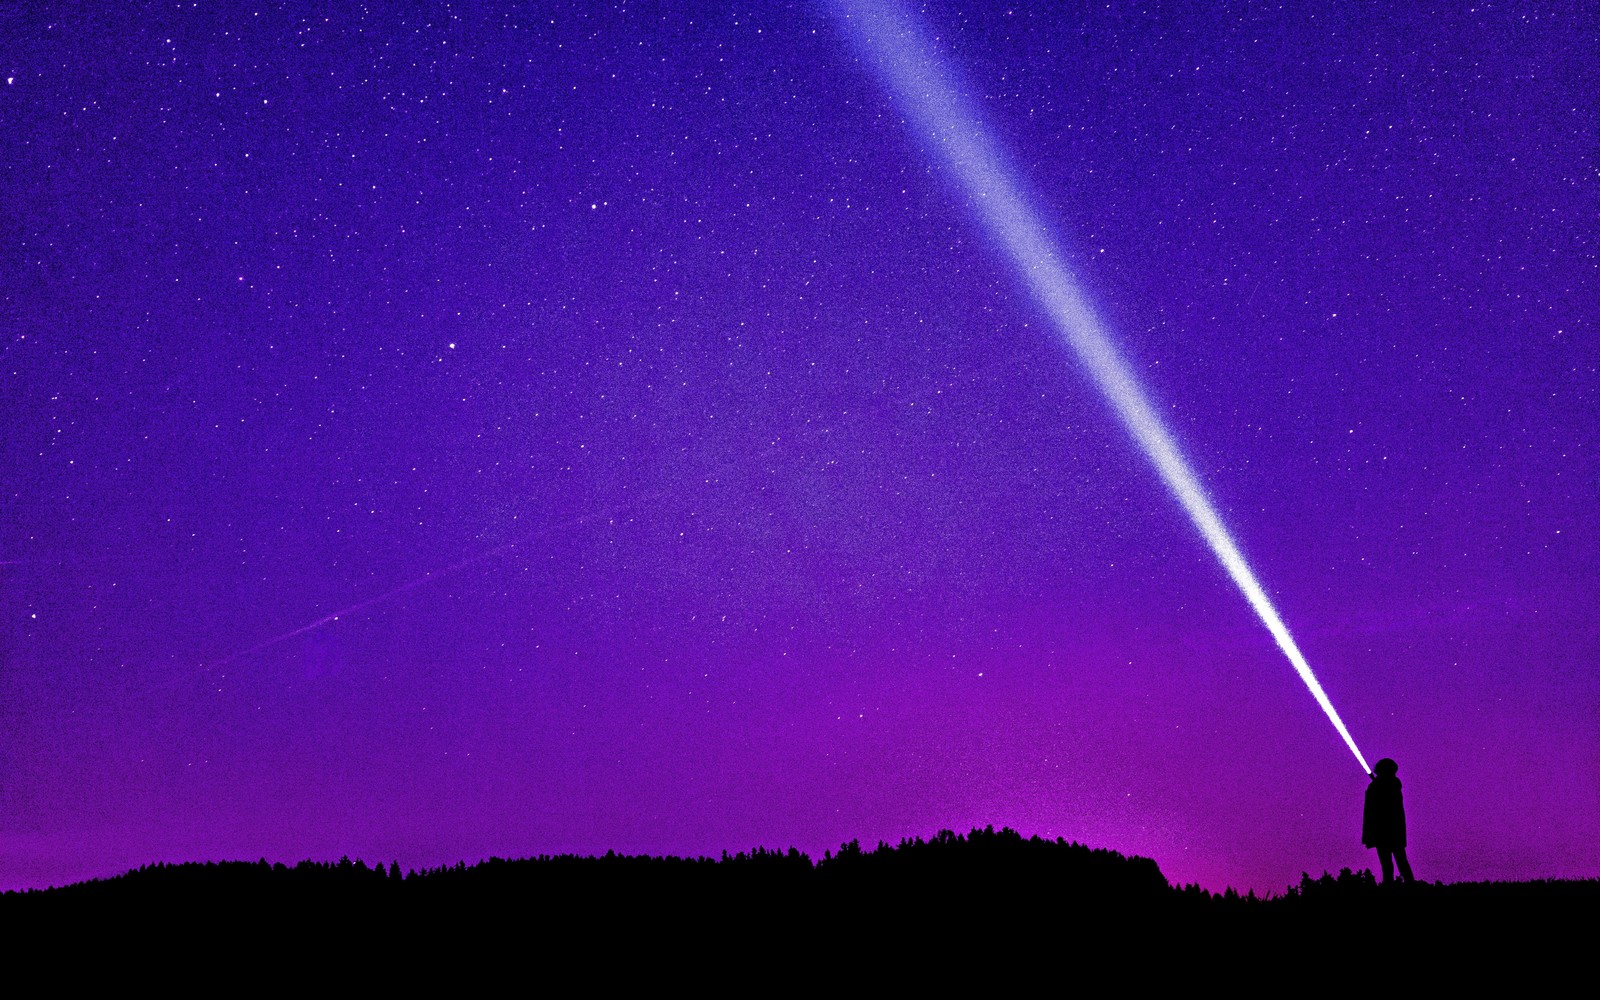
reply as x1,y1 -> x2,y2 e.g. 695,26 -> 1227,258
1377,847 -> 1395,884
1394,847 -> 1415,883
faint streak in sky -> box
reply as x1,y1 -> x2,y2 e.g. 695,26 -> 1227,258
201,344 -> 1041,672
204,506 -> 628,670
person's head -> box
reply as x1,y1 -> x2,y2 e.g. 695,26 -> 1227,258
1375,758 -> 1399,777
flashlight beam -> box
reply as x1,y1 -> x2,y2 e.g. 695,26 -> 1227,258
825,0 -> 1370,773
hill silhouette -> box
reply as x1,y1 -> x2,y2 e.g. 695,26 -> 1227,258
4,826 -> 1593,983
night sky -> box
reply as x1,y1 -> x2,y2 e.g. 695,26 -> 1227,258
4,2 -> 1596,895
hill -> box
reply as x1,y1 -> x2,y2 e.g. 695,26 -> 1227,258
3,826 -> 1593,983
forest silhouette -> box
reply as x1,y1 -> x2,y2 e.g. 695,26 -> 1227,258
3,826 -> 1591,980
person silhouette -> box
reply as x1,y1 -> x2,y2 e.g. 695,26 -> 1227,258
1362,757 -> 1415,884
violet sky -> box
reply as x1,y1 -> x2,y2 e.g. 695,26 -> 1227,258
3,2 -> 1595,894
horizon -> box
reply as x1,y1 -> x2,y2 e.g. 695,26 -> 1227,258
4,2 -> 1596,895
3,823 -> 1557,897
13,823 -> 1600,898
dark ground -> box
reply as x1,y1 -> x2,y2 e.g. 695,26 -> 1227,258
4,827 -> 1589,986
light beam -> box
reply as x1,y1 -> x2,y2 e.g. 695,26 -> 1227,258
824,0 -> 1371,773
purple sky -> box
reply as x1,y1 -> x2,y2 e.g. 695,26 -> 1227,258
3,2 -> 1595,894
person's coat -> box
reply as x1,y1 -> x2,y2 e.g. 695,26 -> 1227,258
1362,774 -> 1406,848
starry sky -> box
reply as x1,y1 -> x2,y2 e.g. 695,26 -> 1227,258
3,2 -> 1596,894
